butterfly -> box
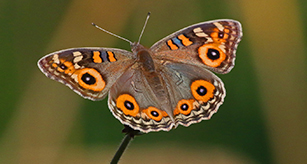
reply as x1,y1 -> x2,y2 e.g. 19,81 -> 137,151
38,16 -> 242,133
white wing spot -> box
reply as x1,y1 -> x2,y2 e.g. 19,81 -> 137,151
74,63 -> 81,69
73,51 -> 82,57
193,27 -> 208,37
71,74 -> 78,82
73,55 -> 83,63
213,22 -> 224,31
52,54 -> 60,64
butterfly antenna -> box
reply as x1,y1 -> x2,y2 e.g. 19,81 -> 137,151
92,22 -> 133,45
137,12 -> 151,44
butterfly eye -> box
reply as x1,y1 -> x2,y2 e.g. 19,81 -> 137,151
116,94 -> 140,116
143,107 -> 168,122
197,44 -> 226,68
190,80 -> 215,102
76,68 -> 105,92
174,99 -> 195,116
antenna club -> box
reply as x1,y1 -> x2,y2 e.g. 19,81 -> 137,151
137,12 -> 151,44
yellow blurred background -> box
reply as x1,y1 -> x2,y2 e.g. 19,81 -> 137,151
1,0 -> 307,163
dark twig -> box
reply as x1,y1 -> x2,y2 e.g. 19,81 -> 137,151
110,125 -> 143,164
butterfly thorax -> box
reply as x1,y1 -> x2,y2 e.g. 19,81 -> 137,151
133,43 -> 156,73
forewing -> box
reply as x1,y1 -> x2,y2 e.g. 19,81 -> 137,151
151,19 -> 242,74
38,47 -> 135,100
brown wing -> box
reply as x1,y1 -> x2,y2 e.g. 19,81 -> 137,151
38,47 -> 135,100
150,19 -> 242,74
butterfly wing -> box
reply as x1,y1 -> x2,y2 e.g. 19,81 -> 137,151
38,47 -> 135,100
107,64 -> 176,133
107,59 -> 226,133
37,19 -> 242,133
150,19 -> 242,74
158,62 -> 225,127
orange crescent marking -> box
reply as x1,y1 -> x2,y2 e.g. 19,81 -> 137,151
107,51 -> 117,62
57,67 -> 65,72
198,44 -> 226,68
173,108 -> 180,116
64,64 -> 76,74
224,28 -> 230,33
52,63 -> 58,68
211,29 -> 219,39
116,94 -> 139,117
167,40 -> 178,50
93,51 -> 103,63
178,34 -> 193,46
76,68 -> 105,91
191,80 -> 215,102
222,28 -> 230,40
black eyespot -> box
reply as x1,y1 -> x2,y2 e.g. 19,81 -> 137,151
180,104 -> 189,111
150,111 -> 159,117
124,101 -> 134,110
197,86 -> 207,96
207,48 -> 220,60
218,32 -> 224,38
81,73 -> 96,85
59,64 -> 68,70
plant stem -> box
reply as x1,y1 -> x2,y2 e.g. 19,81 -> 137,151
110,125 -> 142,164
110,134 -> 132,164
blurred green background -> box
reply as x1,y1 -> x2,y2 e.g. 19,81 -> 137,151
1,0 -> 307,163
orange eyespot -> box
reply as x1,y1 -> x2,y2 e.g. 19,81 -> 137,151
76,68 -> 105,91
61,60 -> 73,72
198,44 -> 226,68
174,99 -> 195,116
190,80 -> 215,102
51,58 -> 75,74
210,28 -> 229,43
116,94 -> 140,117
52,63 -> 58,69
143,107 -> 168,122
